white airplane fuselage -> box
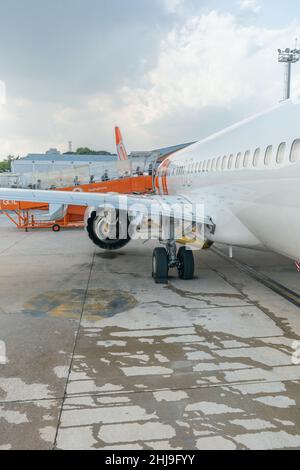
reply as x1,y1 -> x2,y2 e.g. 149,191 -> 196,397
156,99 -> 300,261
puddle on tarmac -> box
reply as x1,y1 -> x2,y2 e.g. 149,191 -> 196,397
22,289 -> 138,320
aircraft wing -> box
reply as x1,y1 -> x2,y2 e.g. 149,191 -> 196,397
0,188 -> 214,227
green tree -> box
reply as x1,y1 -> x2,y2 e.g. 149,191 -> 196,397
64,148 -> 113,156
0,155 -> 14,173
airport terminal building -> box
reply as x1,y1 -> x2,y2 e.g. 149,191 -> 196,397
11,148 -> 118,174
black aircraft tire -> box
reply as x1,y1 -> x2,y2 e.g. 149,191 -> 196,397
152,247 -> 169,284
177,247 -> 195,280
87,211 -> 130,251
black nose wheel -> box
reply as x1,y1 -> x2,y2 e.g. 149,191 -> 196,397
177,247 -> 195,280
152,247 -> 169,284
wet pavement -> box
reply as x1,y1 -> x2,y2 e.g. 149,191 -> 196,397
0,214 -> 300,450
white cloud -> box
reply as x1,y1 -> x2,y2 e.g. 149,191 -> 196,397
238,0 -> 261,14
114,12 -> 300,129
38,11 -> 298,152
2,9 -> 300,157
162,0 -> 183,14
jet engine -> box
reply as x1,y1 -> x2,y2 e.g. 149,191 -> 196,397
85,207 -> 131,251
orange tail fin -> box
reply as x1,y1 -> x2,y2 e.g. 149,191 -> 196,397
115,126 -> 128,161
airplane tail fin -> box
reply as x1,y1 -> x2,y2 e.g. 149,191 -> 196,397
115,126 -> 128,161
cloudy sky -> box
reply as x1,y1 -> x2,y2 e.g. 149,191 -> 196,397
0,0 -> 300,159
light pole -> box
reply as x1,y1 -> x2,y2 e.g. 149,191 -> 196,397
278,47 -> 300,100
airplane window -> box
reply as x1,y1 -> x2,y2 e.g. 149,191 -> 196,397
243,150 -> 250,168
216,157 -> 221,171
198,162 -> 202,172
235,152 -> 242,169
206,160 -> 211,172
290,139 -> 300,162
222,156 -> 227,170
203,160 -> 206,171
276,143 -> 286,164
228,154 -> 234,170
211,158 -> 216,171
264,145 -> 273,165
253,148 -> 260,167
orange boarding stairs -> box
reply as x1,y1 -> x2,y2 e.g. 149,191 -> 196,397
0,175 -> 153,232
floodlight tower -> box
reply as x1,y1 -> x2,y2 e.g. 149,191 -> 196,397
278,46 -> 300,100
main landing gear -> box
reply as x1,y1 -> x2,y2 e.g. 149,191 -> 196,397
152,241 -> 195,284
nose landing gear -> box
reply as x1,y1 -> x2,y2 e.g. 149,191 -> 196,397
152,242 -> 195,284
